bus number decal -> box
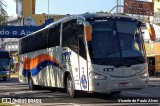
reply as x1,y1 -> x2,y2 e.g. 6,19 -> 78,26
62,52 -> 71,61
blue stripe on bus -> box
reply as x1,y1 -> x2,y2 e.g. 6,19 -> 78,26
22,60 -> 60,77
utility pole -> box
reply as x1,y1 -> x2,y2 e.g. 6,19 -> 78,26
48,0 -> 49,14
117,0 -> 121,13
117,0 -> 118,13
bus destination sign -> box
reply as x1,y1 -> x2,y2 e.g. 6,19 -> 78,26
124,0 -> 154,16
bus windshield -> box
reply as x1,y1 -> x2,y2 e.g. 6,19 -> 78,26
0,63 -> 6,71
88,19 -> 146,66
0,51 -> 10,70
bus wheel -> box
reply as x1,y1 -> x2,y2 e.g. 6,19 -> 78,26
3,77 -> 7,81
66,75 -> 77,98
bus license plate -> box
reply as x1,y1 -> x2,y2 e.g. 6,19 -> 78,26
119,83 -> 128,87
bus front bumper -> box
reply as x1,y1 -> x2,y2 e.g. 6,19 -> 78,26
89,77 -> 149,93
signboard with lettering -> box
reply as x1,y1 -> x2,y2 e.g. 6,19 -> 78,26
0,18 -> 54,38
0,26 -> 37,38
24,15 -> 37,26
124,0 -> 154,16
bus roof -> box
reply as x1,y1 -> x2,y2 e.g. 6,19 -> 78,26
81,14 -> 137,20
20,14 -> 140,40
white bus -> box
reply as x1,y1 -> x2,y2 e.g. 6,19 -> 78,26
19,14 -> 155,97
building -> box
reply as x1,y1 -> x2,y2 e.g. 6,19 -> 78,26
0,0 -> 7,49
2,15 -> 21,54
21,0 -> 65,26
152,0 -> 160,12
0,0 -> 7,16
142,0 -> 160,41
148,0 -> 160,25
145,0 -> 160,76
0,0 -> 65,72
1,0 -> 65,54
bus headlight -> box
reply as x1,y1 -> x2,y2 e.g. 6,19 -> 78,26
139,71 -> 149,78
89,72 -> 107,80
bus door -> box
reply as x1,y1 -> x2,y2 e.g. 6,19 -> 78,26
76,22 -> 89,91
62,20 -> 81,90
62,20 -> 88,91
78,35 -> 88,91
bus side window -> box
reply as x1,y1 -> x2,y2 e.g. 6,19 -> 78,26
48,23 -> 61,48
62,20 -> 78,53
78,36 -> 87,59
20,29 -> 48,54
77,24 -> 87,59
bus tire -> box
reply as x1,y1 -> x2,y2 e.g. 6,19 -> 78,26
28,75 -> 36,90
66,75 -> 77,98
3,77 -> 7,81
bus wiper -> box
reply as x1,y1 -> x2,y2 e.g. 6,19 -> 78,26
106,49 -> 120,56
124,57 -> 144,63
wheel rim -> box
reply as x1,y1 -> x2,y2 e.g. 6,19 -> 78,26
67,77 -> 73,96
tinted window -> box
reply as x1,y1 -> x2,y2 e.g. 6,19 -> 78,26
20,29 -> 48,54
79,36 -> 86,59
48,23 -> 61,47
62,20 -> 78,53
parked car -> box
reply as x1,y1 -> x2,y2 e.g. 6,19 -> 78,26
0,64 -> 10,81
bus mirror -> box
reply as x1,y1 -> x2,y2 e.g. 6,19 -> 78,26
83,22 -> 92,41
146,23 -> 156,41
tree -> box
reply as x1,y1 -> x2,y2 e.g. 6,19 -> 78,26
0,0 -> 7,15
84,12 -> 90,14
96,11 -> 108,14
84,11 -> 109,14
0,0 -> 7,24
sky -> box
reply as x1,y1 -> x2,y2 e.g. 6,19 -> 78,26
6,0 -> 117,16
6,0 -> 16,16
35,0 -> 117,15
